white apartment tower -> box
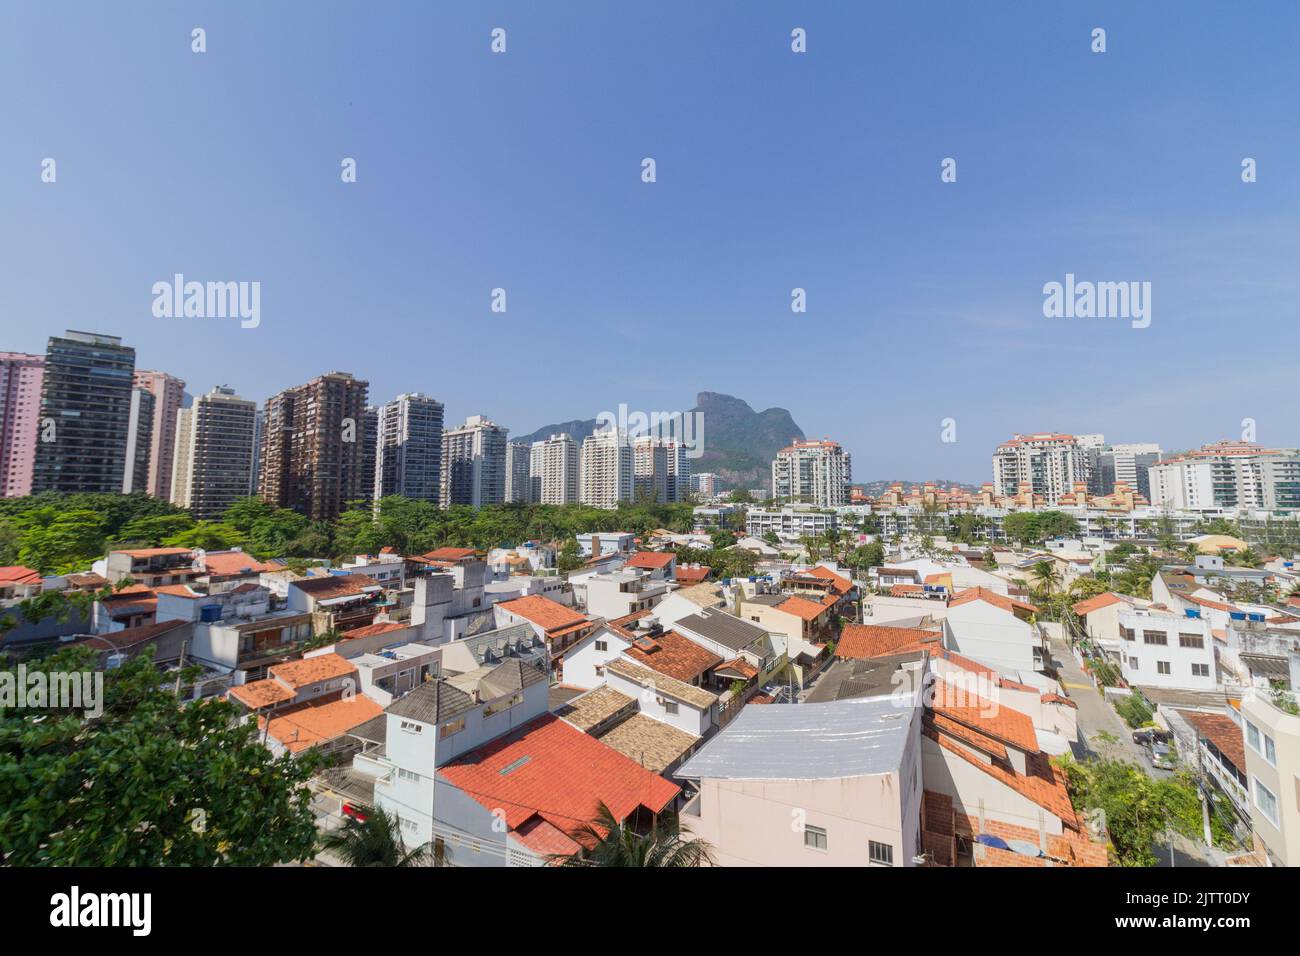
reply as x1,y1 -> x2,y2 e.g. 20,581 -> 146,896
992,433 -> 1090,504
771,439 -> 852,507
580,430 -> 634,510
440,415 -> 508,508
375,392 -> 444,503
172,386 -> 258,520
1149,441 -> 1300,512
530,433 -> 579,505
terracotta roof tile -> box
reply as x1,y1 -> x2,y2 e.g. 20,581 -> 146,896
779,595 -> 830,622
625,551 -> 676,570
837,623 -> 941,660
621,629 -> 722,683
499,595 -> 587,633
268,653 -> 355,689
949,587 -> 1038,615
258,696 -> 384,753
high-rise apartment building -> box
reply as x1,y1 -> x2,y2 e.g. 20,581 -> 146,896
771,439 -> 852,507
580,430 -> 634,510
359,406 -> 378,504
665,440 -> 691,503
122,388 -> 155,494
440,415 -> 508,508
375,392 -> 444,502
132,370 -> 186,499
691,472 -> 719,499
529,433 -> 579,505
31,331 -> 136,494
259,371 -> 370,520
991,433 -> 1089,504
1086,440 -> 1162,499
1149,441 -> 1300,512
633,436 -> 669,504
0,352 -> 45,497
173,386 -> 258,519
505,440 -> 532,504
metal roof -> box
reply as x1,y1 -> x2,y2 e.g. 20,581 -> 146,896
674,696 -> 916,781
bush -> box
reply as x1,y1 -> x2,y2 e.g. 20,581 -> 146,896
1114,692 -> 1153,728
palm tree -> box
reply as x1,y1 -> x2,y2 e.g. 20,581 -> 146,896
1030,560 -> 1061,596
319,806 -> 450,867
554,802 -> 714,867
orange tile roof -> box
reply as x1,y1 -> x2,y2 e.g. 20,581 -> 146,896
268,653 -> 355,689
422,546 -> 480,560
341,620 -> 410,639
155,584 -> 200,597
621,629 -> 722,683
926,712 -> 1009,760
949,587 -> 1038,615
674,565 -> 712,584
228,679 -> 296,710
806,565 -> 852,595
259,696 -> 383,753
0,566 -> 41,586
716,657 -> 759,680
1187,595 -> 1239,613
779,595 -> 830,622
112,547 -> 195,558
606,609 -> 653,638
499,595 -> 587,633
1178,710 -> 1246,772
1071,593 -> 1125,616
202,551 -> 278,576
437,714 -> 680,840
625,551 -> 676,570
925,728 -> 1077,828
930,681 -> 1039,753
292,574 -> 382,600
837,623 -> 941,660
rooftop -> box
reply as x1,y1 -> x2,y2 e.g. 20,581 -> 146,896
675,607 -> 769,653
622,629 -> 723,683
675,696 -> 915,781
837,623 -> 941,660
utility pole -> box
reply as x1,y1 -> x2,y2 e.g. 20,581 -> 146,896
174,640 -> 188,696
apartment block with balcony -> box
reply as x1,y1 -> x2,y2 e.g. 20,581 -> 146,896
771,439 -> 851,507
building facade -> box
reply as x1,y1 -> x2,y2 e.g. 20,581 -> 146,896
1149,441 -> 1300,512
132,369 -> 186,500
375,392 -> 444,503
530,433 -> 579,505
772,439 -> 851,507
440,415 -> 508,508
0,352 -> 45,497
259,371 -> 371,520
175,386 -> 259,519
31,331 -> 137,494
992,433 -> 1090,504
122,387 -> 155,494
580,430 -> 634,510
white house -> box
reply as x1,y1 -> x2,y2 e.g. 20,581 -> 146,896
942,588 -> 1045,678
1117,607 -> 1216,691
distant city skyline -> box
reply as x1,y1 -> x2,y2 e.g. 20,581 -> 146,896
5,3 -> 1299,482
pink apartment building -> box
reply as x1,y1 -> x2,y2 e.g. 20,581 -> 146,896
0,352 -> 45,497
133,370 -> 186,499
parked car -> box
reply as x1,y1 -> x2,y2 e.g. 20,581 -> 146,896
1132,728 -> 1171,746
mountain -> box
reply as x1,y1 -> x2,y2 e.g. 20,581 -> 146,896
515,391 -> 805,491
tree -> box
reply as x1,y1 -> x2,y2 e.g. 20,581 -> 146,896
1030,560 -> 1061,596
0,647 -> 321,866
1057,755 -> 1233,866
319,806 -> 449,867
553,801 -> 713,867
727,489 -> 753,504
557,537 -> 584,573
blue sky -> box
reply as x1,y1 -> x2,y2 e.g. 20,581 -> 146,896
3,2 -> 1298,482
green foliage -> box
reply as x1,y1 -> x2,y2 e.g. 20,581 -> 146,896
1058,755 -> 1234,866
0,647 -> 320,865
1001,510 -> 1080,546
845,541 -> 884,570
552,801 -> 713,867
319,806 -> 448,867
1114,691 -> 1154,728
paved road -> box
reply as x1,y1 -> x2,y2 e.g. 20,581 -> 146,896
1047,636 -> 1149,766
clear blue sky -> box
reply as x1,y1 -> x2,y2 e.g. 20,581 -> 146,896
3,2 -> 1298,482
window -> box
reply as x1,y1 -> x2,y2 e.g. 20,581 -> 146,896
1254,778 -> 1279,825
804,825 -> 827,851
1143,630 -> 1167,646
1157,661 -> 1171,675
1178,633 -> 1204,649
663,700 -> 679,715
439,718 -> 466,739
1120,626 -> 1135,641
1129,657 -> 1139,670
398,767 -> 420,782
1246,721 -> 1261,753
595,639 -> 607,652
399,720 -> 423,735
1191,663 -> 1209,678
868,840 -> 894,866
1265,733 -> 1276,766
